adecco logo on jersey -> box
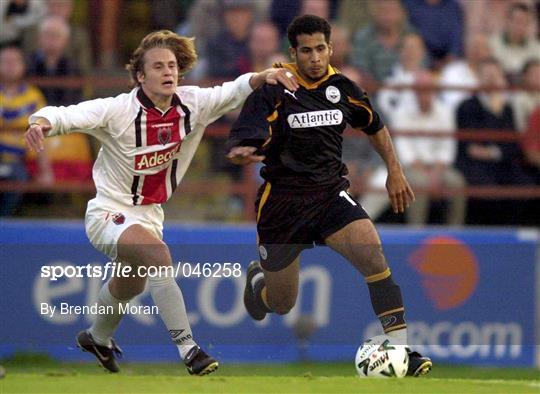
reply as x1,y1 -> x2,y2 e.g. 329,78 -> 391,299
409,236 -> 479,310
135,143 -> 181,170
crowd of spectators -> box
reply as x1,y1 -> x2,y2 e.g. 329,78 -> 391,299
0,0 -> 538,225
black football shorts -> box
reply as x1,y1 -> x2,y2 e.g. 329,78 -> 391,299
255,180 -> 370,272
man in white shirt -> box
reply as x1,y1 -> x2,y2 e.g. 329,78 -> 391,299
392,70 -> 465,225
24,29 -> 297,375
490,3 -> 540,83
439,33 -> 492,112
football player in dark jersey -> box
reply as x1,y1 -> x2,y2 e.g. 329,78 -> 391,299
226,15 -> 432,377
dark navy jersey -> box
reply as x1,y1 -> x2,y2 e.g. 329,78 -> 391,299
228,63 -> 384,188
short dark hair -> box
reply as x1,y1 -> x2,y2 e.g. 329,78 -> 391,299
508,2 -> 530,16
287,14 -> 331,48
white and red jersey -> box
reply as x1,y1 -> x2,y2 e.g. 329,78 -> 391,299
30,73 -> 254,206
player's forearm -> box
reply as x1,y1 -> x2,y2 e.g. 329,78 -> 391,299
367,126 -> 402,173
35,150 -> 54,184
249,70 -> 269,89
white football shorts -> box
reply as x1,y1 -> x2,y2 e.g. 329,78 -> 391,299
85,195 -> 164,260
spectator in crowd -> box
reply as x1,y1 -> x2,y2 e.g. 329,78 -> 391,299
351,0 -> 415,83
402,0 -> 464,70
149,0 -> 189,32
0,0 -> 45,47
270,0 -> 338,37
271,0 -> 301,37
300,0 -> 332,18
272,0 -> 337,55
177,0 -> 268,61
329,24 -> 362,84
392,70 -> 465,225
512,58 -> 540,131
377,32 -> 429,121
362,71 -> 464,224
490,2 -> 540,83
365,33 -> 428,221
27,15 -> 81,106
249,22 -> 282,72
522,106 -> 540,177
337,0 -> 372,36
439,33 -> 492,112
25,14 -> 92,186
42,0 -> 93,76
206,1 -> 261,213
206,0 -> 254,78
0,46 -> 52,216
460,0 -> 538,38
176,0 -> 221,60
175,0 -> 221,80
456,59 -> 530,224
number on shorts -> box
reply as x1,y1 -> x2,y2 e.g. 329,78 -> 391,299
339,190 -> 357,206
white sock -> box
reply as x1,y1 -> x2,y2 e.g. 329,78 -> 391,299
88,281 -> 129,347
148,275 -> 196,360
386,328 -> 408,345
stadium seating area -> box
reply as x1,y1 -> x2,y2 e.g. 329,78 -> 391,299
0,0 -> 538,225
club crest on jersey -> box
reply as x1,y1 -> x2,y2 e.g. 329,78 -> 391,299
325,86 -> 341,103
112,213 -> 125,225
157,127 -> 172,145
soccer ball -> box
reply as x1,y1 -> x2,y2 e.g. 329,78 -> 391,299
355,335 -> 409,378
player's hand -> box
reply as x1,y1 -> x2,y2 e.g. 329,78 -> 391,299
226,146 -> 265,165
24,123 -> 51,152
386,169 -> 415,214
264,68 -> 299,91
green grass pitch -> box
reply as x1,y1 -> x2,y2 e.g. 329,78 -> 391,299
1,355 -> 539,393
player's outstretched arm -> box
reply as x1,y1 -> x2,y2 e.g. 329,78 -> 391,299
24,118 -> 52,153
226,146 -> 265,165
367,126 -> 415,213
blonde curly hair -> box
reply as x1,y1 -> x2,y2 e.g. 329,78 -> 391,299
126,30 -> 197,87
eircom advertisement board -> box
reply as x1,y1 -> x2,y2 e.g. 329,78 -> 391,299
0,221 -> 538,367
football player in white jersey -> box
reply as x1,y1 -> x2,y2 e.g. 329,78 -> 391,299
24,30 -> 298,376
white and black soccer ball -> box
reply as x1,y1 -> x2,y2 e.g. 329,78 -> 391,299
355,335 -> 409,378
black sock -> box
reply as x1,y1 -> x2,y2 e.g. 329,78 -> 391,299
366,269 -> 407,334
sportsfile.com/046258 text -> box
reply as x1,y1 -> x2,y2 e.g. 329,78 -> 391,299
40,262 -> 243,281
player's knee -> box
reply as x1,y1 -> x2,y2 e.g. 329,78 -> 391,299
140,241 -> 172,268
361,245 -> 386,274
270,297 -> 296,315
118,226 -> 172,267
152,241 -> 171,261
